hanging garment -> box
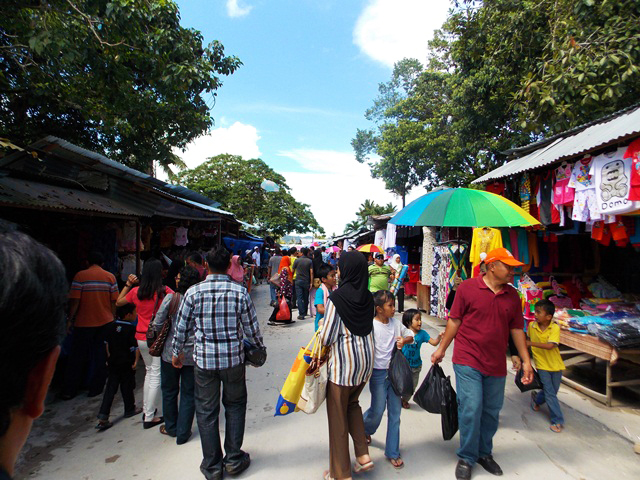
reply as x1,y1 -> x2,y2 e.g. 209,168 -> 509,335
384,223 -> 397,249
590,147 -> 639,215
519,173 -> 531,212
430,247 -> 442,317
121,221 -> 137,251
536,171 -> 560,225
624,139 -> 640,201
422,227 -> 436,285
553,162 -> 575,206
174,226 -> 189,246
374,229 -> 386,251
470,227 -> 502,277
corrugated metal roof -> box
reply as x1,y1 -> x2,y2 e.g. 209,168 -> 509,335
0,177 -> 150,217
473,105 -> 640,184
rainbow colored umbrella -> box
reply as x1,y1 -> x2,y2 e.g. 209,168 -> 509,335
390,188 -> 540,228
357,244 -> 383,253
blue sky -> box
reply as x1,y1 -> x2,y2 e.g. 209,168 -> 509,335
172,0 -> 451,236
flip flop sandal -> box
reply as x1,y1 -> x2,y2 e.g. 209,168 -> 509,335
353,460 -> 374,473
322,470 -> 335,480
159,425 -> 175,437
388,457 -> 404,470
95,421 -> 113,431
550,424 -> 563,433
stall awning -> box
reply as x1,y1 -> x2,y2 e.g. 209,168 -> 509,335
472,105 -> 640,184
0,177 -> 149,217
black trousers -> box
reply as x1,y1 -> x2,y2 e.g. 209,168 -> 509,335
62,324 -> 110,397
396,287 -> 405,313
98,364 -> 136,420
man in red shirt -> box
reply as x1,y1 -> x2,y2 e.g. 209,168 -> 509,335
61,251 -> 119,399
432,248 -> 533,480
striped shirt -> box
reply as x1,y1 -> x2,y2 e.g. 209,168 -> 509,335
69,265 -> 118,327
172,274 -> 264,370
318,299 -> 374,386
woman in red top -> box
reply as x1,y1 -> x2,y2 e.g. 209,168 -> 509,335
117,258 -> 173,429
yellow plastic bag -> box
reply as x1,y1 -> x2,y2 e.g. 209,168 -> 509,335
274,334 -> 317,416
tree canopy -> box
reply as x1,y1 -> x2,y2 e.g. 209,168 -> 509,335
344,199 -> 395,232
1,0 -> 241,174
173,154 -> 324,237
354,0 -> 640,196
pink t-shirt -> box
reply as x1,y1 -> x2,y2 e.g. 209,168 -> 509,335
126,286 -> 174,341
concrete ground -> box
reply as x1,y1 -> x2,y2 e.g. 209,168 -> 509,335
15,284 -> 640,480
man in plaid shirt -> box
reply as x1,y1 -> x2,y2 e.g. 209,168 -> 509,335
172,246 -> 264,480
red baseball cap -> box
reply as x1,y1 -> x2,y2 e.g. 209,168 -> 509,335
484,247 -> 524,266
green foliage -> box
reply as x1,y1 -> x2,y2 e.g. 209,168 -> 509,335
354,0 -> 640,191
173,154 -> 324,237
344,199 -> 395,232
0,0 -> 241,174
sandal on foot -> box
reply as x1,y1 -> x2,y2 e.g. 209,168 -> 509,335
365,434 -> 371,445
353,460 -> 374,473
530,391 -> 540,412
322,470 -> 335,480
95,421 -> 113,431
550,423 -> 563,433
159,425 -> 175,437
388,457 -> 404,469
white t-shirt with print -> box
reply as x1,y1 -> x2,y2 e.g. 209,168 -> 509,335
589,147 -> 639,215
372,317 -> 414,370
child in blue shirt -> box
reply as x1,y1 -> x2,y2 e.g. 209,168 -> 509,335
400,308 -> 443,409
313,264 -> 337,331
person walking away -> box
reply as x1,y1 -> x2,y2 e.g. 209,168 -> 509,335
251,246 -> 261,284
261,247 -> 270,282
399,309 -> 443,409
268,255 -> 295,325
116,258 -> 171,429
292,247 -> 313,320
289,248 -> 299,309
431,247 -> 534,480
0,228 -> 68,480
314,264 -> 337,331
528,299 -> 566,433
267,247 -> 283,307
389,254 -> 405,312
367,254 -> 394,293
321,246 -> 330,263
172,247 -> 265,480
152,265 -> 202,444
362,290 -> 414,470
310,249 -> 324,317
62,251 -> 119,400
318,251 -> 375,480
96,303 -> 142,430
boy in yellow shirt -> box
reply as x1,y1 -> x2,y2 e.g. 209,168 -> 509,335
527,299 -> 565,433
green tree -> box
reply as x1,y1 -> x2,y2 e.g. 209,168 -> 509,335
0,0 -> 241,175
173,154 -> 324,237
344,199 -> 395,232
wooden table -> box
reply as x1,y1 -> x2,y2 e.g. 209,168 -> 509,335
559,330 -> 640,406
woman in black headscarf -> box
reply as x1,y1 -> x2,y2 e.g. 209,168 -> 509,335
309,248 -> 325,318
318,251 -> 375,480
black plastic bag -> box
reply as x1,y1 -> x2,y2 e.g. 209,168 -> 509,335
515,367 -> 542,392
413,364 -> 445,413
440,374 -> 458,440
388,348 -> 414,398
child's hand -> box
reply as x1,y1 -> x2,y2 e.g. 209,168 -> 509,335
132,361 -> 138,370
526,340 -> 532,347
396,336 -> 404,349
436,332 -> 444,344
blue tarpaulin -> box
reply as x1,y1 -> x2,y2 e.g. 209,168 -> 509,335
223,236 -> 263,255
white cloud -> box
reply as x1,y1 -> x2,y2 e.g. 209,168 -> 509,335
172,121 -> 261,173
278,149 -> 425,236
226,0 -> 253,18
354,0 -> 451,68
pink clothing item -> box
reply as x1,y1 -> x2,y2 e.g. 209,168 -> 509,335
553,163 -> 575,206
227,255 -> 245,283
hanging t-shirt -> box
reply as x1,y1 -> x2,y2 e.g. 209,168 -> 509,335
623,139 -> 640,201
536,171 -> 560,225
553,162 -> 574,206
568,156 -> 594,191
174,226 -> 189,246
486,181 -> 505,195
590,147 -> 638,215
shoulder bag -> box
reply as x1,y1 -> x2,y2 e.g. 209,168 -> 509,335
149,293 -> 182,356
145,290 -> 166,348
